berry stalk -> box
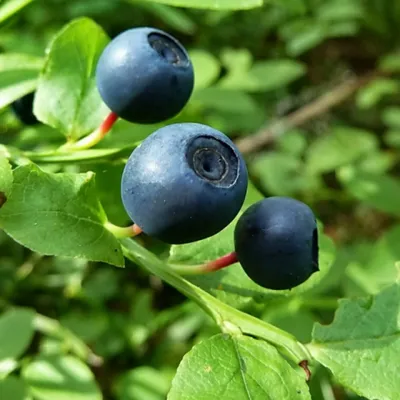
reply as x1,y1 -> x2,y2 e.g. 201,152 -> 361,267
169,252 -> 238,275
59,112 -> 118,152
105,222 -> 142,238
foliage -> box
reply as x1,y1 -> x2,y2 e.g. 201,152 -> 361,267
1,0 -> 400,399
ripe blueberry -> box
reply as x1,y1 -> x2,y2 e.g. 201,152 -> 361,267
234,197 -> 319,290
96,27 -> 194,124
121,123 -> 248,244
11,92 -> 38,125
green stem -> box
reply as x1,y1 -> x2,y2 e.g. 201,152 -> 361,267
121,238 -> 311,367
105,222 -> 142,238
169,252 -> 238,275
298,296 -> 339,310
58,112 -> 118,152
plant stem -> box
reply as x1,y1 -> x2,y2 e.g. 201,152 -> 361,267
121,238 -> 312,375
59,112 -> 118,152
105,222 -> 142,239
169,252 -> 238,275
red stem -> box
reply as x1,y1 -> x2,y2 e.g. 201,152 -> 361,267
99,112 -> 119,138
204,252 -> 238,272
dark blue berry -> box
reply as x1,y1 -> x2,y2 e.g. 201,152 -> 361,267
96,27 -> 194,124
121,123 -> 248,244
11,92 -> 38,125
234,197 -> 319,290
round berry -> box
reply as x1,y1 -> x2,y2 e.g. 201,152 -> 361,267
121,123 -> 248,244
234,197 -> 319,290
96,27 -> 194,124
11,92 -> 38,125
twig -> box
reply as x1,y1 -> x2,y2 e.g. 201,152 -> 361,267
236,71 -> 379,155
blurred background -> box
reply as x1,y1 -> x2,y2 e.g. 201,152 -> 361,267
1,0 -> 400,399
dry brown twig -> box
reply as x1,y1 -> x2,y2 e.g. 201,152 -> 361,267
235,71 -> 380,155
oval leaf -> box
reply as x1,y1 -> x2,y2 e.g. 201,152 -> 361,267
168,334 -> 310,399
0,53 -> 43,109
22,354 -> 102,400
0,308 -> 35,361
34,18 -> 110,140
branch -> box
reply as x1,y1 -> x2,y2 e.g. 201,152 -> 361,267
235,71 -> 379,155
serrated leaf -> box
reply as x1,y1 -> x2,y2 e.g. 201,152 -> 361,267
22,354 -> 102,400
309,284 -> 400,400
141,0 -> 262,10
34,18 -> 109,140
168,334 -> 310,400
0,164 -> 124,266
338,166 -> 400,216
0,376 -> 31,400
306,127 -> 378,174
0,53 -> 43,109
0,308 -> 35,361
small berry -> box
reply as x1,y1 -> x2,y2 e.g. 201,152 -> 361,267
234,197 -> 319,290
11,92 -> 38,125
96,27 -> 194,124
121,123 -> 248,244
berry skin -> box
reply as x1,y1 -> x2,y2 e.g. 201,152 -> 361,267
121,123 -> 248,244
234,197 -> 319,290
11,92 -> 38,125
96,27 -> 194,124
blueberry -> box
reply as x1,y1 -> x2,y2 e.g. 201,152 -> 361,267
121,123 -> 248,244
96,27 -> 194,124
234,197 -> 319,290
11,92 -> 38,125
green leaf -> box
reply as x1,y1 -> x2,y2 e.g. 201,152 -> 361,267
115,366 -> 172,400
218,51 -> 305,93
382,107 -> 400,128
356,78 -> 400,109
22,354 -> 102,400
192,87 -> 260,114
0,376 -> 31,400
306,127 -> 378,174
384,130 -> 400,148
34,18 -> 110,140
0,53 -> 43,109
168,334 -> 311,399
141,0 -> 262,10
248,59 -> 306,92
250,152 -> 304,196
0,308 -> 35,361
135,2 -> 196,34
309,284 -> 400,400
379,52 -> 400,73
0,154 -> 13,206
0,0 -> 34,24
0,164 -> 124,266
189,50 -> 220,90
338,166 -> 400,216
